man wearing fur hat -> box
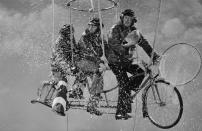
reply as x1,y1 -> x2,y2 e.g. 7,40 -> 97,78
50,24 -> 76,116
76,17 -> 107,116
107,9 -> 160,120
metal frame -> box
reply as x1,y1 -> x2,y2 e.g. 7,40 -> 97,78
162,43 -> 202,86
66,0 -> 118,12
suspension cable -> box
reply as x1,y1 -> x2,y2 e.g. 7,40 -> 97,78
97,0 -> 107,62
115,0 -> 119,23
132,97 -> 138,131
52,0 -> 55,50
67,1 -> 72,131
69,3 -> 74,66
66,113 -> 69,131
150,0 -> 162,64
90,0 -> 95,12
115,6 -> 118,22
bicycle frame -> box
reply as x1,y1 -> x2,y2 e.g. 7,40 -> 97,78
129,64 -> 161,118
32,62 -> 165,115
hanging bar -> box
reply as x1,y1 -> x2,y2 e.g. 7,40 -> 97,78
66,0 -> 118,13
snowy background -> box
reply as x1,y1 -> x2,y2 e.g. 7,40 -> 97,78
0,0 -> 202,131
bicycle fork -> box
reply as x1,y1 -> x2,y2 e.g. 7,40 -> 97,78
142,79 -> 166,118
142,85 -> 149,118
142,81 -> 160,118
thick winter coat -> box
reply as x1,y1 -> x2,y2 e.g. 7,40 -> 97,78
77,29 -> 105,63
107,21 -> 158,64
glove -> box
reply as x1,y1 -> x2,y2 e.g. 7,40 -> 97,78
152,53 -> 161,65
100,55 -> 108,64
99,63 -> 110,73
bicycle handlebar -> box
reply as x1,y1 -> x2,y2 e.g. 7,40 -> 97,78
139,59 -> 161,77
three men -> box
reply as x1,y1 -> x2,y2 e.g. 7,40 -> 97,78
76,17 -> 106,115
49,9 -> 160,119
51,24 -> 76,116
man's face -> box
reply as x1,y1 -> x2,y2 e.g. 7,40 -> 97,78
123,15 -> 133,27
88,24 -> 98,33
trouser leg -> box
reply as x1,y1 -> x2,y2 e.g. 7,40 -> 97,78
126,64 -> 145,91
89,73 -> 103,96
109,64 -> 131,115
76,59 -> 102,96
76,59 -> 103,115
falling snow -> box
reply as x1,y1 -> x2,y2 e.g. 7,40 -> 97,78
0,0 -> 202,131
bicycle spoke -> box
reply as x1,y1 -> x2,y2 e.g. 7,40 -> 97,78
161,107 -> 174,125
145,81 -> 183,129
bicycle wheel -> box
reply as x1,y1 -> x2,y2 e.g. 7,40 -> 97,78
145,80 -> 183,129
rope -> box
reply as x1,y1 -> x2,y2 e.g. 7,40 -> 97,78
97,0 -> 106,58
52,0 -> 55,50
67,1 -> 72,131
66,113 -> 68,131
150,0 -> 162,64
51,1 -> 69,131
132,97 -> 138,131
115,1 -> 119,23
90,0 -> 95,12
69,5 -> 74,66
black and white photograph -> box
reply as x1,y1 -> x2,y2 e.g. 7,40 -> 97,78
0,0 -> 202,131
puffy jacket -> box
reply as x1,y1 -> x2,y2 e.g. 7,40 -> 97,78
107,21 -> 158,64
77,29 -> 105,63
51,34 -> 77,65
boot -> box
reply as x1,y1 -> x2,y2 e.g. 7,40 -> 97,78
115,113 -> 132,120
52,103 -> 65,116
52,82 -> 67,116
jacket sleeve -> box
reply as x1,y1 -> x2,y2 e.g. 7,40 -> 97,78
108,25 -> 126,57
53,36 -> 66,58
138,33 -> 159,59
77,35 -> 89,55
